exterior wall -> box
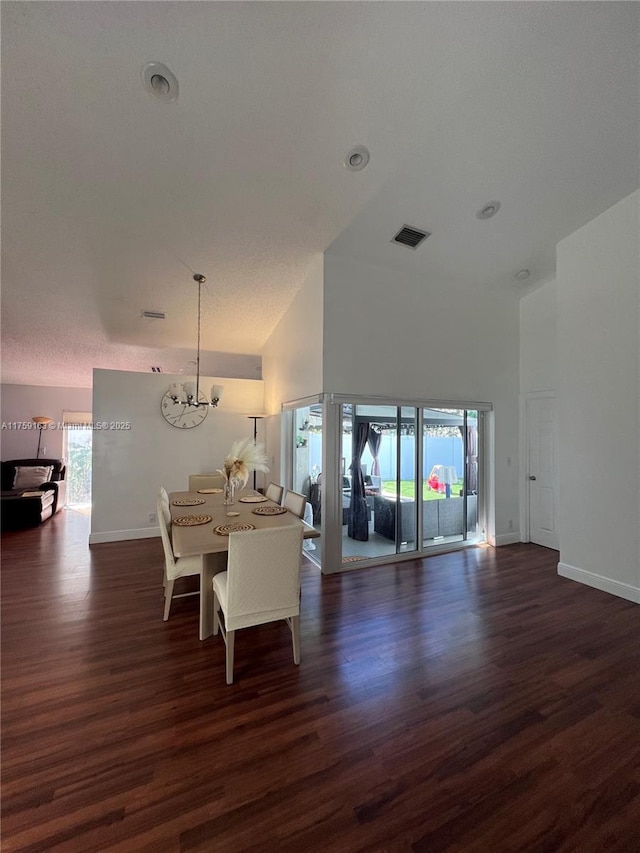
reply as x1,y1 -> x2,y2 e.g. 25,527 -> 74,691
90,369 -> 264,542
556,190 -> 639,602
1,384 -> 93,459
322,253 -> 521,544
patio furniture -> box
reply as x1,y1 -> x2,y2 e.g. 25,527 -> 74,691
373,495 -> 478,541
373,495 -> 416,541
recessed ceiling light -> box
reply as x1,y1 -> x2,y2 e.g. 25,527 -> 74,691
142,62 -> 179,102
344,146 -> 370,171
515,269 -> 530,281
476,200 -> 501,220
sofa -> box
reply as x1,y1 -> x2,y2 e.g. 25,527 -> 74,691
1,458 -> 67,529
374,494 -> 478,542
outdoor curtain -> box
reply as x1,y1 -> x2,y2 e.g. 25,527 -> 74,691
348,422 -> 370,541
367,426 -> 382,477
458,425 -> 478,494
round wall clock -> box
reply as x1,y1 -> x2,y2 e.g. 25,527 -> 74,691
161,391 -> 209,429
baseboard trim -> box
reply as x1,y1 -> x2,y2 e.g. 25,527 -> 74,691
558,562 -> 640,604
492,532 -> 521,546
89,527 -> 159,545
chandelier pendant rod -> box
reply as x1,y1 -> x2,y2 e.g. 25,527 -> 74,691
196,274 -> 202,404
167,272 -> 223,410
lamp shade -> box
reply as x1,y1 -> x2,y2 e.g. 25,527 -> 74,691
32,416 -> 52,425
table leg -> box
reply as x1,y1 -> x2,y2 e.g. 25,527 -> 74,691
200,552 -> 228,641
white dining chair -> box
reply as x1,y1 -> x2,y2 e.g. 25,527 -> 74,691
157,495 -> 201,620
188,473 -> 225,491
212,525 -> 304,684
265,482 -> 284,504
283,489 -> 307,519
158,486 -> 171,527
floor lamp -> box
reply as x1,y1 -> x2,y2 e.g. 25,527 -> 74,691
32,416 -> 52,459
246,414 -> 265,490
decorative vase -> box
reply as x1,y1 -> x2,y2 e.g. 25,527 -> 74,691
223,480 -> 236,506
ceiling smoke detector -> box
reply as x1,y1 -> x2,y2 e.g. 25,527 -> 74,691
142,62 -> 179,103
476,200 -> 501,220
391,225 -> 431,250
516,269 -> 531,281
344,145 -> 370,171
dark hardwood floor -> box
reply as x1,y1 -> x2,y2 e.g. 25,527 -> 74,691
1,509 -> 639,852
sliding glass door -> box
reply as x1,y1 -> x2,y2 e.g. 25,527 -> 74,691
337,401 -> 484,566
290,402 -> 322,563
421,408 -> 481,548
340,404 -> 419,564
285,395 -> 486,572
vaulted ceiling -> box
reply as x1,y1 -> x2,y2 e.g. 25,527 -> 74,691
2,1 -> 638,387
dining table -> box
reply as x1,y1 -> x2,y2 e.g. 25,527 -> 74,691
169,488 -> 320,640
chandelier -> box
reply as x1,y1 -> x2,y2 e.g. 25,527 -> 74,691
168,274 -> 224,408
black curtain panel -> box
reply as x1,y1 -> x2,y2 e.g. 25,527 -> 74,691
458,423 -> 478,495
348,422 -> 370,541
467,425 -> 478,494
367,425 -> 382,477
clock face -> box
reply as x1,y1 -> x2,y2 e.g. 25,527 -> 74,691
161,391 -> 209,429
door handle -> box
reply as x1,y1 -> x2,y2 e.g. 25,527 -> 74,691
529,475 -> 536,481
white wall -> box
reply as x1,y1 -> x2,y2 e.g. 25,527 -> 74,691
261,254 -> 324,487
557,190 -> 639,602
262,255 -> 324,415
1,384 -> 92,459
90,369 -> 264,542
323,253 -> 521,543
520,278 -> 558,394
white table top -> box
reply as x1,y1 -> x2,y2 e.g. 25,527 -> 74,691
169,489 -> 319,558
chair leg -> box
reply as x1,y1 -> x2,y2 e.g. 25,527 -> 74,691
225,630 -> 235,685
212,590 -> 220,635
291,614 -> 301,665
163,580 -> 175,621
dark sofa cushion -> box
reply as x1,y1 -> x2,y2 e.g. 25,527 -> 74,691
1,458 -> 66,491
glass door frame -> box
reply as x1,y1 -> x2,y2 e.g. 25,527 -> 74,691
322,394 -> 493,573
282,394 -> 491,574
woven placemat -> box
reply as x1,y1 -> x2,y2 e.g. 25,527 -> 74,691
238,495 -> 268,503
197,488 -> 222,494
172,498 -> 206,506
173,514 -> 212,527
214,522 -> 256,536
252,505 -> 287,516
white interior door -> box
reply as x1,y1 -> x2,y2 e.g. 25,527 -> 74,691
527,395 -> 559,550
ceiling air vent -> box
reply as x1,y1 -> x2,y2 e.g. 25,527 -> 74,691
391,225 -> 431,250
141,310 -> 166,320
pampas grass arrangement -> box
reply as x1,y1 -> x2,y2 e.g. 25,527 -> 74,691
218,437 -> 269,489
